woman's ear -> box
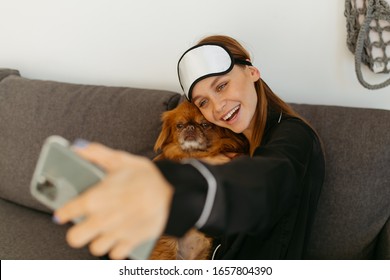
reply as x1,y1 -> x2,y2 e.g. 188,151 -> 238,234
248,65 -> 261,82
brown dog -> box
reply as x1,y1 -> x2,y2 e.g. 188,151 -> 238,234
149,100 -> 248,260
153,100 -> 248,161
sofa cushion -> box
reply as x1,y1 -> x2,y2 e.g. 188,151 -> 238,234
0,68 -> 181,213
376,218 -> 390,259
291,104 -> 390,259
0,197 -> 95,259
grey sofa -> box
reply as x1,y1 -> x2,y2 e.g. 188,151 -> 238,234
0,68 -> 389,259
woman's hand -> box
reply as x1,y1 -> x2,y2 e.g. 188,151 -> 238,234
200,152 -> 240,165
53,143 -> 174,260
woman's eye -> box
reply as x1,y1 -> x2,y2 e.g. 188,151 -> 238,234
217,82 -> 227,92
198,99 -> 208,108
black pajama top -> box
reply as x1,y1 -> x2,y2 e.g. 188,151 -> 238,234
155,110 -> 325,259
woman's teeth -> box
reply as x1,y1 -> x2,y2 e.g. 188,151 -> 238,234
223,105 -> 240,121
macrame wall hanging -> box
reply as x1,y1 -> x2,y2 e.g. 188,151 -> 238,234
345,0 -> 390,89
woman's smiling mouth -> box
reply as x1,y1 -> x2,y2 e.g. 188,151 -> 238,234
222,105 -> 240,122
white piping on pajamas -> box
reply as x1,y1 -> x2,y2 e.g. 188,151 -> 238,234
181,159 -> 217,229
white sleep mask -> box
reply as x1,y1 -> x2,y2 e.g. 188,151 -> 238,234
177,43 -> 252,101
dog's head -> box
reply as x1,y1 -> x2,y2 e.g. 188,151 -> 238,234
154,100 -> 248,160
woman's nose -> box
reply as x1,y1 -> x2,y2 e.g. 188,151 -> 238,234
215,100 -> 226,113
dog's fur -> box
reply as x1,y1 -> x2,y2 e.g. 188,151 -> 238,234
149,100 -> 248,260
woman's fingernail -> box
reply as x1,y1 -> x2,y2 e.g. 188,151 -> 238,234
52,215 -> 61,224
73,138 -> 90,149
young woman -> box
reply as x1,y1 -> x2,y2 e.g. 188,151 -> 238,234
55,35 -> 325,260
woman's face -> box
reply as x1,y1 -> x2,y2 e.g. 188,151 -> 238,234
191,65 -> 260,140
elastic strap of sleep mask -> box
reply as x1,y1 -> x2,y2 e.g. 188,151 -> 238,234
177,43 -> 252,101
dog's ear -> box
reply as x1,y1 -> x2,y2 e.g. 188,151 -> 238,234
154,111 -> 174,153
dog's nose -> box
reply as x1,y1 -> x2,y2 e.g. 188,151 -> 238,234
187,124 -> 195,131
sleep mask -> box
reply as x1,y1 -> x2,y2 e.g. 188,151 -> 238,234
177,43 -> 252,101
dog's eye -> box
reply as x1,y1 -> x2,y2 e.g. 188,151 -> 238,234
201,122 -> 211,129
176,123 -> 184,129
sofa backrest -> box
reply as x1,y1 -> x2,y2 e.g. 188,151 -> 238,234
291,103 -> 390,259
0,68 -> 181,213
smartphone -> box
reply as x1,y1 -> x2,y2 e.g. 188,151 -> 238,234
30,135 -> 156,260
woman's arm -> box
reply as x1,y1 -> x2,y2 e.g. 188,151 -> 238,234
157,119 -> 322,236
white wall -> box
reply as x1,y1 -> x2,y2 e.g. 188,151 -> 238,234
0,0 -> 389,110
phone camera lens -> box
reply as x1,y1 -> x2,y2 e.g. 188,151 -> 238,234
37,176 -> 57,201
